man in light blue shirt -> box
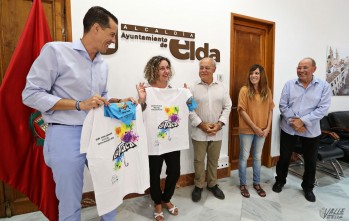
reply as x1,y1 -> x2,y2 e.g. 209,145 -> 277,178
22,6 -> 134,221
272,57 -> 331,202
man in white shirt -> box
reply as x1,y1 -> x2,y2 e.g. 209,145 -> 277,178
189,57 -> 232,202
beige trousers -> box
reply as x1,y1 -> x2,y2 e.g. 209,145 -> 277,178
192,139 -> 222,188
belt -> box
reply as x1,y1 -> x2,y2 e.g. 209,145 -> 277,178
48,123 -> 82,126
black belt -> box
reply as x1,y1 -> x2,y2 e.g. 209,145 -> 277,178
48,123 -> 82,126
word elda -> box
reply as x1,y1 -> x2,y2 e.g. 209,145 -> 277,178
121,24 -> 220,62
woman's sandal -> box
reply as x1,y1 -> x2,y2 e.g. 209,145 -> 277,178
162,202 -> 178,216
154,204 -> 164,221
240,185 -> 250,198
253,184 -> 266,197
154,211 -> 164,221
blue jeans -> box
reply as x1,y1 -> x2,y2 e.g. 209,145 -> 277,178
238,134 -> 266,185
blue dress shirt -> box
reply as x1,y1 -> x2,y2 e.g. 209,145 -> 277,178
22,40 -> 109,125
279,76 -> 331,138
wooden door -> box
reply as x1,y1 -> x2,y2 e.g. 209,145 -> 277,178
0,0 -> 71,217
229,14 -> 275,170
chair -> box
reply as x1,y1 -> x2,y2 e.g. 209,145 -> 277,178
316,116 -> 345,179
328,111 -> 349,139
328,111 -> 349,166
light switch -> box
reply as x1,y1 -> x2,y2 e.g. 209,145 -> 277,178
217,74 -> 223,82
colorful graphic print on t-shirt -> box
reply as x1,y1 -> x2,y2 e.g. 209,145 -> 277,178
113,122 -> 139,171
157,106 -> 180,140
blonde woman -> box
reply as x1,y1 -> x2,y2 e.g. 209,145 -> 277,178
137,56 -> 180,221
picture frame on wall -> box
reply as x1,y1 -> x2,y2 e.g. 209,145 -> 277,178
326,46 -> 349,96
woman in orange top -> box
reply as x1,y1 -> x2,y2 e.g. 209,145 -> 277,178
237,64 -> 274,198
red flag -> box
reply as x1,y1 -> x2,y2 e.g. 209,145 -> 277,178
0,0 -> 58,220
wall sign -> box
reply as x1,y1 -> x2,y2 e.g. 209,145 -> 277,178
118,23 -> 221,62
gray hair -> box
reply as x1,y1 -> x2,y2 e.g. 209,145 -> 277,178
200,57 -> 216,68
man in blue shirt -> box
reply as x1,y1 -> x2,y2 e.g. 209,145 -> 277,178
272,57 -> 331,202
22,6 -> 134,220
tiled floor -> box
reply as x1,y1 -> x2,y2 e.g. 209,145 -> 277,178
1,164 -> 349,221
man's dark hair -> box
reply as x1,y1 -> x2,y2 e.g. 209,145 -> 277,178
83,6 -> 118,33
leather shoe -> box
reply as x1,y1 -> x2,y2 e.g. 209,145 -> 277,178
304,191 -> 316,202
272,182 -> 284,193
207,184 -> 225,200
192,186 -> 203,202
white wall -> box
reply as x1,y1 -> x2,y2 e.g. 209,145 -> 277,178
71,0 -> 349,192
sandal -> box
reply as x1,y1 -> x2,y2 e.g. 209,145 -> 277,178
162,202 -> 178,216
154,204 -> 164,221
240,185 -> 250,198
253,184 -> 266,197
154,212 -> 164,221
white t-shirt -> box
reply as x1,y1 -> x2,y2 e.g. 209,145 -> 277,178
80,105 -> 149,215
143,87 -> 192,155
